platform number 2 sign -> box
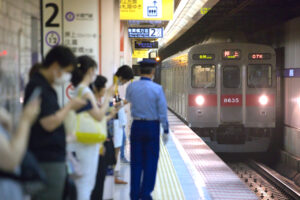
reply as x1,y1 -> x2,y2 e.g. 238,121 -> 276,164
149,28 -> 163,38
42,1 -> 62,49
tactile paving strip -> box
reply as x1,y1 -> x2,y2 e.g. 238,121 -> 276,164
168,111 -> 258,200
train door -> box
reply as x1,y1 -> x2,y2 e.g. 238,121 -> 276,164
220,65 -> 243,123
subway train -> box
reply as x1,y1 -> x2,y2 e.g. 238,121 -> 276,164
161,34 -> 276,152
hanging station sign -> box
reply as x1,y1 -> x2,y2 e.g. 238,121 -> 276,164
120,0 -> 174,21
132,50 -> 149,58
128,27 -> 163,38
135,41 -> 158,49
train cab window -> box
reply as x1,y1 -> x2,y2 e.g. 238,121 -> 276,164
223,66 -> 240,88
192,65 -> 215,88
248,64 -> 272,88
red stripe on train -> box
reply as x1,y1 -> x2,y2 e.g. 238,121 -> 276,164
246,94 -> 275,106
188,94 -> 217,107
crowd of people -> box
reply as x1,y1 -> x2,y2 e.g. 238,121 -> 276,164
0,45 -> 169,200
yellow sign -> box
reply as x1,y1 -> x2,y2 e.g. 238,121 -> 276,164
120,0 -> 173,21
132,50 -> 148,58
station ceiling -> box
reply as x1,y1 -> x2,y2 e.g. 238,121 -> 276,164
158,0 -> 300,60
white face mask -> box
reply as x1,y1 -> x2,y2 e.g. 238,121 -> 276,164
117,79 -> 123,86
54,72 -> 71,86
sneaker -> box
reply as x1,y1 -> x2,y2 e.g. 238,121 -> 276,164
115,177 -> 128,184
121,158 -> 130,164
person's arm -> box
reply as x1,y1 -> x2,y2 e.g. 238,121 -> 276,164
0,99 -> 40,172
40,97 -> 86,132
85,85 -> 115,122
106,107 -> 119,121
157,87 -> 169,134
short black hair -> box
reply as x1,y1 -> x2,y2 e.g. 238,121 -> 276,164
71,55 -> 97,87
43,45 -> 76,69
90,75 -> 107,91
115,65 -> 134,80
29,62 -> 42,79
140,67 -> 154,74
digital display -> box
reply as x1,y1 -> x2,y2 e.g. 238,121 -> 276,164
249,53 -> 271,60
193,54 -> 215,60
222,49 -> 241,60
135,41 -> 158,49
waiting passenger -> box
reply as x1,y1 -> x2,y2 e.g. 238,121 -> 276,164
113,65 -> 133,184
0,98 -> 40,200
90,75 -> 118,200
23,45 -> 86,200
69,56 -> 115,200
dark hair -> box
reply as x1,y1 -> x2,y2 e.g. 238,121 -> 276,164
29,63 -> 42,79
140,67 -> 154,74
71,55 -> 97,87
115,65 -> 134,80
42,45 -> 76,69
90,75 -> 107,91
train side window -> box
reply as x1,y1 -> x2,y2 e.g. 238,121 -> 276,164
191,65 -> 216,88
223,66 -> 240,88
248,64 -> 272,88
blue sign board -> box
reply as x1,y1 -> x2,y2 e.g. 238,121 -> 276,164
135,41 -> 158,49
128,27 -> 163,38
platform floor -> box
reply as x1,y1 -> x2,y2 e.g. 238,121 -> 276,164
111,111 -> 258,200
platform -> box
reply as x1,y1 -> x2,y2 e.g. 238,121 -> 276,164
113,111 -> 258,200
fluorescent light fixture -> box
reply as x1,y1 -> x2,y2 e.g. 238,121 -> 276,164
159,0 -> 219,48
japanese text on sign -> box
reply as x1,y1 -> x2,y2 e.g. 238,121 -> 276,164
135,41 -> 158,49
128,27 -> 163,38
120,0 -> 173,21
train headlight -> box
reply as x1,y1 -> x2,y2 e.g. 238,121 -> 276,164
259,95 -> 269,105
296,97 -> 300,107
195,95 -> 205,106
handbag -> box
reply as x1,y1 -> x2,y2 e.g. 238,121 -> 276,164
66,151 -> 83,180
75,86 -> 107,144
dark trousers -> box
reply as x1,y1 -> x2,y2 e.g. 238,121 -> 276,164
91,139 -> 116,200
130,120 -> 160,200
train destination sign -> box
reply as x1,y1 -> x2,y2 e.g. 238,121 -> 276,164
249,53 -> 271,60
222,49 -> 241,60
193,54 -> 215,60
128,27 -> 163,38
135,41 -> 158,49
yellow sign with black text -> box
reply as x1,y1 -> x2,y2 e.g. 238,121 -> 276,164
120,0 -> 173,21
132,50 -> 148,58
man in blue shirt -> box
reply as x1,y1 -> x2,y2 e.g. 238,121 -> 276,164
126,59 -> 169,200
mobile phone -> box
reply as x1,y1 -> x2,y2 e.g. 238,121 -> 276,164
27,87 -> 42,103
76,100 -> 93,113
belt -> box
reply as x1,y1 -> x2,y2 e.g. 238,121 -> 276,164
133,118 -> 159,121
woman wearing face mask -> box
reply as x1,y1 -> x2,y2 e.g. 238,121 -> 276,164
69,56 -> 115,200
23,46 -> 86,200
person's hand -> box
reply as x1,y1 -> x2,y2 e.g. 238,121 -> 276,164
163,133 -> 169,145
68,97 -> 87,110
110,107 -> 119,117
22,98 -> 41,124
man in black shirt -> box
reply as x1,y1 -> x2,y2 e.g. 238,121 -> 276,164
24,46 -> 85,200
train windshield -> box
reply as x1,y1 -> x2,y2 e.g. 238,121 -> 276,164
192,65 -> 216,88
248,64 -> 272,88
223,66 -> 240,88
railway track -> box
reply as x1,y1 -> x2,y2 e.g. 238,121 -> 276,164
228,161 -> 300,200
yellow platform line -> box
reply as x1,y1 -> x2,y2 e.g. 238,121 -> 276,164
152,137 -> 185,200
